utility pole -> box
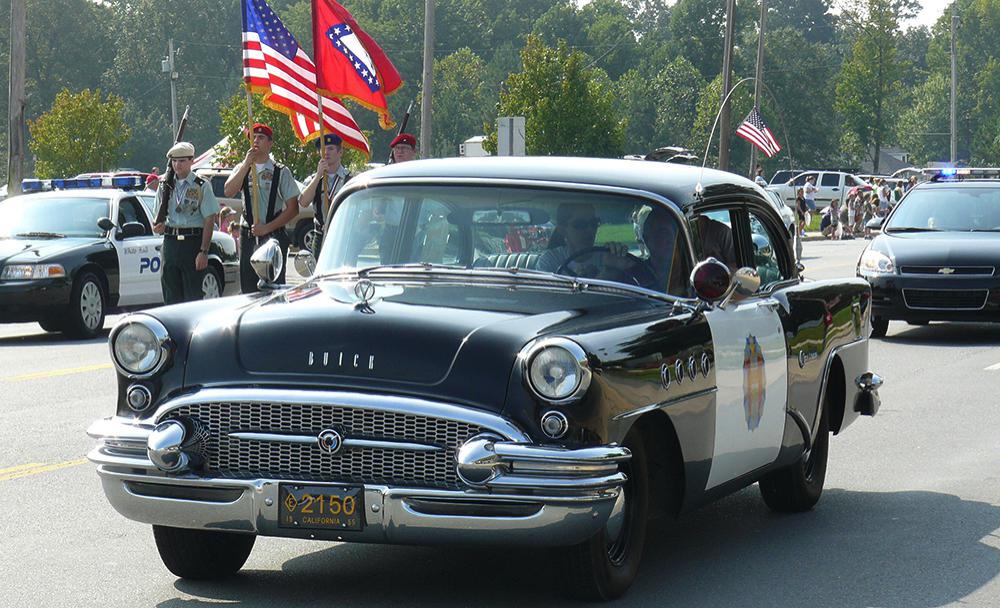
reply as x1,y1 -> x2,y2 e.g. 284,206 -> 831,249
7,0 -> 26,195
420,0 -> 434,157
749,0 -> 767,177
950,12 -> 958,164
718,0 -> 736,171
162,39 -> 178,138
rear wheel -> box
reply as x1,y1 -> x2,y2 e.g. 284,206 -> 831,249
870,316 -> 889,338
66,272 -> 105,339
153,525 -> 256,579
759,398 -> 829,512
557,427 -> 649,601
201,265 -> 223,299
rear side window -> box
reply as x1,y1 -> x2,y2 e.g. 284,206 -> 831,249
821,173 -> 840,187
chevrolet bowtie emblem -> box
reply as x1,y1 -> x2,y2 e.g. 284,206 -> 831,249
938,267 -> 956,275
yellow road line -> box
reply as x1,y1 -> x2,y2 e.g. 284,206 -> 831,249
4,363 -> 112,382
0,458 -> 88,482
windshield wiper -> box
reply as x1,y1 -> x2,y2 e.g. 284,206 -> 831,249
885,226 -> 940,233
15,231 -> 66,238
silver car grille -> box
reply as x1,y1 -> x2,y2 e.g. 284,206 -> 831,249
163,401 -> 489,489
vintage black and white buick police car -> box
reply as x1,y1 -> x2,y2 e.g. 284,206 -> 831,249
89,158 -> 882,600
0,177 -> 238,338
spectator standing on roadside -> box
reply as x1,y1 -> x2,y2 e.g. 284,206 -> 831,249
144,173 -> 159,193
223,123 -> 301,292
803,175 -> 819,213
795,187 -> 809,237
821,198 -> 841,239
754,164 -> 767,187
876,180 -> 891,216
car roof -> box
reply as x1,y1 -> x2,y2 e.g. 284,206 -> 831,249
914,179 -> 1000,190
357,157 -> 763,209
6,189 -> 128,201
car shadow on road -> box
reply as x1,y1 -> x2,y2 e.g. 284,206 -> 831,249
0,329 -> 109,346
883,322 -> 1000,346
163,487 -> 1000,608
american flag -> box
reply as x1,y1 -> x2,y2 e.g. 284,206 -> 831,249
241,0 -> 369,155
736,107 -> 781,158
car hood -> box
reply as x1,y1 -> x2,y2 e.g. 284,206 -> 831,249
0,237 -> 96,264
877,232 -> 1000,267
185,279 -> 656,412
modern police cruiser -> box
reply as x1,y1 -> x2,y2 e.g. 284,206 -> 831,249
0,175 -> 238,338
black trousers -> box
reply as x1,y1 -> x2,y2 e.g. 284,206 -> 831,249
240,227 -> 289,293
161,234 -> 205,304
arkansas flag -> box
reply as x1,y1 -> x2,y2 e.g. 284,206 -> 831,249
312,0 -> 403,129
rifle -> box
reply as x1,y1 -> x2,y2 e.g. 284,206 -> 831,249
154,105 -> 191,226
386,100 -> 414,164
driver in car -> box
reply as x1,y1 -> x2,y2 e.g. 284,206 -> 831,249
536,203 -> 630,278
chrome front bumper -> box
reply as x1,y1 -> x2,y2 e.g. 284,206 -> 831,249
88,414 -> 629,546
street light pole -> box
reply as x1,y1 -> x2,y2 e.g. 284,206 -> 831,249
718,0 -> 736,171
950,12 -> 958,164
7,0 -> 26,195
420,0 -> 434,157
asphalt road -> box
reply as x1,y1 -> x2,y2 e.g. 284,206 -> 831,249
1,239 -> 998,607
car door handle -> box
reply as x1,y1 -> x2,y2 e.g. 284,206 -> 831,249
757,300 -> 780,312
831,188 -> 839,191
155,245 -> 162,251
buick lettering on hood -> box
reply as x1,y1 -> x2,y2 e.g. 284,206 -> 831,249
88,157 -> 882,600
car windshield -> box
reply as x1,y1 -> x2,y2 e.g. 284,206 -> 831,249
885,187 -> 1000,232
0,195 -> 111,238
319,185 -> 690,295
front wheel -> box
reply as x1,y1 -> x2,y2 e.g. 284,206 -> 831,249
758,400 -> 829,512
557,428 -> 649,601
66,272 -> 105,339
870,316 -> 889,338
153,525 -> 256,579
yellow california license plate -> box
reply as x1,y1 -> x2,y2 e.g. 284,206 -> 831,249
278,484 -> 364,531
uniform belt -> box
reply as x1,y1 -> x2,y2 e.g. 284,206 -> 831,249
165,227 -> 203,236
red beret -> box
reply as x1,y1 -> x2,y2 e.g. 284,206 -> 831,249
145,173 -> 159,185
252,123 -> 273,139
390,133 -> 416,148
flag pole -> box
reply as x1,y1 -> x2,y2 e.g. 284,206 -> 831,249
244,86 -> 263,248
749,0 -> 767,176
316,92 -> 328,220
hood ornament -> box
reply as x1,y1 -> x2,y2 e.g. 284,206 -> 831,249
354,278 -> 376,309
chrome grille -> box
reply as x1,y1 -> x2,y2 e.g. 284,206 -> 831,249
899,265 -> 995,276
902,288 -> 989,310
163,402 -> 488,489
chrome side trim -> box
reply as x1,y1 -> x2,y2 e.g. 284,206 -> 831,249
612,387 -> 718,421
228,431 -> 443,452
147,388 -> 530,443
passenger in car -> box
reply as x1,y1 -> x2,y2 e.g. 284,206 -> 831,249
636,205 -> 687,295
536,203 -> 630,278
695,214 -> 737,269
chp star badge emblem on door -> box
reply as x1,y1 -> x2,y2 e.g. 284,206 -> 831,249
743,335 -> 766,431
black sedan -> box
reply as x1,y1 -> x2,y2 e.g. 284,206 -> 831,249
88,158 -> 881,600
0,187 -> 238,338
858,177 -> 1000,337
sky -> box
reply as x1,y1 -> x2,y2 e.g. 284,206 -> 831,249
912,0 -> 952,28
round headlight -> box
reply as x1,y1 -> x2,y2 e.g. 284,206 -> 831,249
110,317 -> 170,377
524,338 -> 591,403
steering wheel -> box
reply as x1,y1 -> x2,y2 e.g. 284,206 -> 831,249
556,246 -> 658,288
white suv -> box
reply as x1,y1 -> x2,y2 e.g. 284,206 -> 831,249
767,170 -> 870,210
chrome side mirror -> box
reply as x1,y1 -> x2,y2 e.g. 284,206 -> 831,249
690,258 -> 732,303
293,250 -> 316,277
250,238 -> 284,289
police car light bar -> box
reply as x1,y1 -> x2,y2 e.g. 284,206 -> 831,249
928,167 -> 1000,181
21,175 -> 145,192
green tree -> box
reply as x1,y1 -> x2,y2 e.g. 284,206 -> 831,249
668,0 -> 731,82
618,56 -> 704,155
28,89 -> 131,178
897,72 -> 950,165
216,87 -> 368,181
970,59 -> 1000,164
487,36 -> 625,157
834,0 -> 910,172
690,73 -> 753,169
431,49 -> 491,157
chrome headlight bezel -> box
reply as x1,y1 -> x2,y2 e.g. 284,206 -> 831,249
109,315 -> 172,379
520,337 -> 592,405
0,263 -> 66,280
858,249 -> 895,277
